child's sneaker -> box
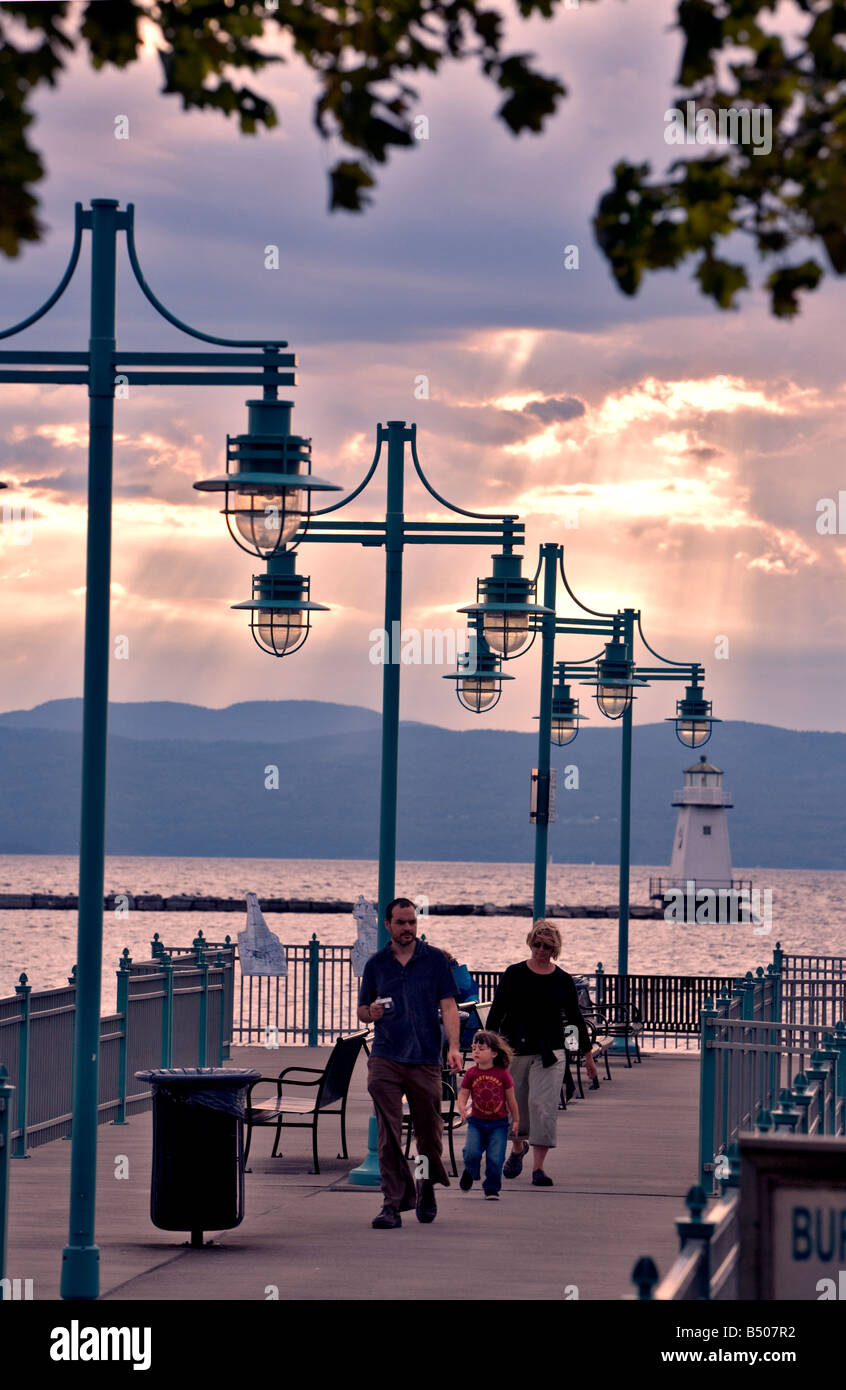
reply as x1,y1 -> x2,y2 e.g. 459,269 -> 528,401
484,1191 -> 500,1200
459,1170 -> 474,1191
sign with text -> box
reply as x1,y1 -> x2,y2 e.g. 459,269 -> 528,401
740,1135 -> 846,1300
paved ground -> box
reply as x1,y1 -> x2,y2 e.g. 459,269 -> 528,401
5,1044 -> 701,1301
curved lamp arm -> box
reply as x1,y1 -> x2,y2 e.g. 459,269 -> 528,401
558,550 -> 617,620
410,424 -> 520,525
0,204 -> 85,341
636,612 -> 701,673
125,204 -> 289,349
311,428 -> 385,516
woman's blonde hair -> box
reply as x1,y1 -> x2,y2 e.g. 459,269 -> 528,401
526,918 -> 562,960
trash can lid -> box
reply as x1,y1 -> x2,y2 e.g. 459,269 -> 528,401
135,1068 -> 262,1085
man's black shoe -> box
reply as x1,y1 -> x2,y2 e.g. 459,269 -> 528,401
416,1179 -> 437,1223
372,1204 -> 402,1229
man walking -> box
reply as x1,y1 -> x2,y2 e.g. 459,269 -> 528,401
358,897 -> 461,1229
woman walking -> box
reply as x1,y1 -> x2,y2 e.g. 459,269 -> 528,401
486,919 -> 597,1186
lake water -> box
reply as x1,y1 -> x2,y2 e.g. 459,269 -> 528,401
1,854 -> 845,1006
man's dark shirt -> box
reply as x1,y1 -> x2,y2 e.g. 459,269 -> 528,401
359,938 -> 458,1066
486,963 -> 591,1056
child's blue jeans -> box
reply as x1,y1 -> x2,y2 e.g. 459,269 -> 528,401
463,1116 -> 510,1194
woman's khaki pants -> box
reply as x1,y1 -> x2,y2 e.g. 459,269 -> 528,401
509,1050 -> 566,1148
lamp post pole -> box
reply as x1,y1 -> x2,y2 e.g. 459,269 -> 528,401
0,197 -> 300,1297
64,198 -> 120,1299
617,609 -> 636,977
377,422 -> 407,943
532,543 -> 559,920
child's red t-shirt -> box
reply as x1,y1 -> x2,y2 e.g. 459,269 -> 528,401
460,1064 -> 514,1119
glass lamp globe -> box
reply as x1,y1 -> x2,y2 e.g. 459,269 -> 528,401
233,486 -> 304,556
482,610 -> 530,658
460,676 -> 499,712
551,716 -> 579,746
596,684 -> 631,719
676,718 -> 711,748
255,608 -> 305,656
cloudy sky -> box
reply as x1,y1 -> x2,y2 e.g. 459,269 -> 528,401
1,0 -> 845,737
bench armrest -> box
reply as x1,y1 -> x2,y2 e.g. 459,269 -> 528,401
276,1066 -> 322,1085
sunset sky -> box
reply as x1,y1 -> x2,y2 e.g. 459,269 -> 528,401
1,0 -> 845,736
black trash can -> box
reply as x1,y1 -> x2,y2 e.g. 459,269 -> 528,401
136,1067 -> 261,1248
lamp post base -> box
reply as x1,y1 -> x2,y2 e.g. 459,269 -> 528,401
347,1113 -> 382,1187
60,1243 -> 99,1300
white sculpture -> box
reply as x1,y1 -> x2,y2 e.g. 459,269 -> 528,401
351,895 -> 379,977
238,891 -> 288,976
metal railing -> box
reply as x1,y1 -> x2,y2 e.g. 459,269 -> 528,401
632,1186 -> 741,1301
636,1048 -> 846,1301
648,876 -> 752,899
0,943 -> 234,1153
228,939 -> 775,1050
670,787 -> 733,805
0,939 -> 234,1290
776,946 -> 846,1032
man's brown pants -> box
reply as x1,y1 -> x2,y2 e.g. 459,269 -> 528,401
367,1056 -> 451,1208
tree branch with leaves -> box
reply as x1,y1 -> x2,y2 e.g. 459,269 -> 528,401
1,0 -> 844,318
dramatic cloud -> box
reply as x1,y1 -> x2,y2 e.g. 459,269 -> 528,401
1,0 -> 845,735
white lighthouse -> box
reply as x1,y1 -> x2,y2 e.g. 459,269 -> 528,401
666,754 -> 734,890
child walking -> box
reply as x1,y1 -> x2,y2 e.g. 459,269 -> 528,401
458,1030 -> 519,1200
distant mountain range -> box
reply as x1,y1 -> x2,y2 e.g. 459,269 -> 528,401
0,699 -> 843,868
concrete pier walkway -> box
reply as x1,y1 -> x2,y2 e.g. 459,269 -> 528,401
5,1046 -> 700,1301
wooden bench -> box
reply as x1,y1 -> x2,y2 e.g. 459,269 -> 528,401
244,1030 -> 368,1174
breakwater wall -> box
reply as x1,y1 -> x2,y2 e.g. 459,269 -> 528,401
0,893 -> 663,918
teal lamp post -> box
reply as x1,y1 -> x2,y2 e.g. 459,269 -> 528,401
450,540 -> 716,981
198,420 -> 533,1184
0,198 -> 309,1298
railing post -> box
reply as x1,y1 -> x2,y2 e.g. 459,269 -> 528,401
675,1186 -> 712,1300
214,952 -> 226,1065
222,937 -> 234,1060
631,1256 -> 659,1301
772,1088 -> 801,1134
765,964 -> 779,1103
806,1051 -> 832,1135
790,1072 -> 812,1133
832,1024 -> 846,1132
114,949 -> 131,1126
160,952 -> 174,1068
699,996 -> 718,1190
0,1066 -> 13,1288
595,961 -> 605,1014
64,966 -> 77,1142
308,934 -> 320,1047
12,974 -> 31,1159
196,942 -> 209,1067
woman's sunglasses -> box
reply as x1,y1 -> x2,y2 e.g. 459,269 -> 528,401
532,940 -> 554,951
